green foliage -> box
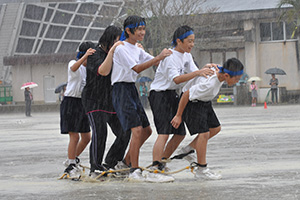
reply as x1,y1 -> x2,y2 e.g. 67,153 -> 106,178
278,0 -> 300,38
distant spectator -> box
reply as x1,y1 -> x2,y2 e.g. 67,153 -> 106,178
269,74 -> 278,104
24,87 -> 32,117
139,82 -> 148,108
250,80 -> 258,107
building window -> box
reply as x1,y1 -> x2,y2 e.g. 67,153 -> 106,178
260,21 -> 295,42
14,2 -> 124,55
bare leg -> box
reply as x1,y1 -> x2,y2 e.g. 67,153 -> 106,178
189,126 -> 221,150
208,126 -> 221,139
152,134 -> 169,162
162,134 -> 185,159
124,126 -> 151,166
194,132 -> 209,165
68,132 -> 79,159
129,126 -> 152,168
75,132 -> 91,157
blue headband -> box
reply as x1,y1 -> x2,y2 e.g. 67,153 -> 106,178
76,51 -> 86,59
218,66 -> 243,76
172,30 -> 194,46
119,21 -> 146,41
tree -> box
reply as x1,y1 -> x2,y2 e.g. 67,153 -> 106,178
122,0 -> 218,56
278,0 -> 300,38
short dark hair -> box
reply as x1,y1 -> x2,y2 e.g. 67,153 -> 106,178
172,25 -> 194,46
222,58 -> 244,77
123,15 -> 146,39
98,25 -> 122,52
77,41 -> 95,59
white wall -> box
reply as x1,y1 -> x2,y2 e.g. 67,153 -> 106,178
11,63 -> 67,103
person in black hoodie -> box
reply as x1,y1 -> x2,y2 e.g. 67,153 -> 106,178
81,26 -> 131,177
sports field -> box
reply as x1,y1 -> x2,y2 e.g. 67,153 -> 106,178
0,104 -> 299,200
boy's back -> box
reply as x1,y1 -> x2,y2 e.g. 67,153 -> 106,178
182,70 -> 223,102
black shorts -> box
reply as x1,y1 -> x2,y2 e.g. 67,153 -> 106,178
183,100 -> 220,135
149,90 -> 186,135
112,82 -> 150,132
60,97 -> 90,134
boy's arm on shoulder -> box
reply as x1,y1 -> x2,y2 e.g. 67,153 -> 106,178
70,48 -> 95,72
132,48 -> 172,73
173,67 -> 215,84
98,41 -> 124,76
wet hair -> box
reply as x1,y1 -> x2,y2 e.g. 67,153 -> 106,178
123,15 -> 146,39
172,25 -> 194,46
98,25 -> 122,52
77,41 -> 95,59
220,58 -> 244,77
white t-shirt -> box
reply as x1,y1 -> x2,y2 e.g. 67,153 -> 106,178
64,60 -> 87,98
182,70 -> 224,102
150,49 -> 198,91
111,41 -> 154,85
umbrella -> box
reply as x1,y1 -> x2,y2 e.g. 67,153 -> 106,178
247,76 -> 261,82
265,67 -> 286,75
55,82 -> 67,93
20,82 -> 38,90
136,76 -> 152,83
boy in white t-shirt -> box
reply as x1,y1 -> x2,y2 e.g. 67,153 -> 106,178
147,25 -> 215,182
111,15 -> 172,181
171,58 -> 244,180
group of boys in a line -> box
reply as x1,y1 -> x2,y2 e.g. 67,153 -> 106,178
60,15 -> 244,182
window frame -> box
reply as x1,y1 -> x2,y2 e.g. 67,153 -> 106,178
260,21 -> 298,43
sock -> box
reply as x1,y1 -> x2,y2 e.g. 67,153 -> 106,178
197,163 -> 207,168
152,161 -> 164,170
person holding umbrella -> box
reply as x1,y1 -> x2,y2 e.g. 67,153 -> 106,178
24,87 -> 33,117
270,74 -> 279,104
21,82 -> 38,116
265,67 -> 286,104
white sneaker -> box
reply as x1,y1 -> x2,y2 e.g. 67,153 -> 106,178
128,168 -> 145,182
177,145 -> 197,163
194,167 -> 222,180
63,157 -> 80,167
64,164 -> 81,179
144,167 -> 174,183
115,160 -> 129,169
115,161 -> 130,175
89,170 -> 105,179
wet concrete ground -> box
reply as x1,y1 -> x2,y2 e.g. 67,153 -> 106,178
0,104 -> 299,200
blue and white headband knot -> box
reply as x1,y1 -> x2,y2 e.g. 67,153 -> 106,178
172,30 -> 194,46
218,66 -> 244,76
119,21 -> 146,41
76,51 -> 86,59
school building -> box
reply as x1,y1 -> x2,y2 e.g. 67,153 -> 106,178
0,0 -> 299,105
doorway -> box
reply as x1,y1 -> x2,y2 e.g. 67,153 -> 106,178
43,75 -> 56,103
